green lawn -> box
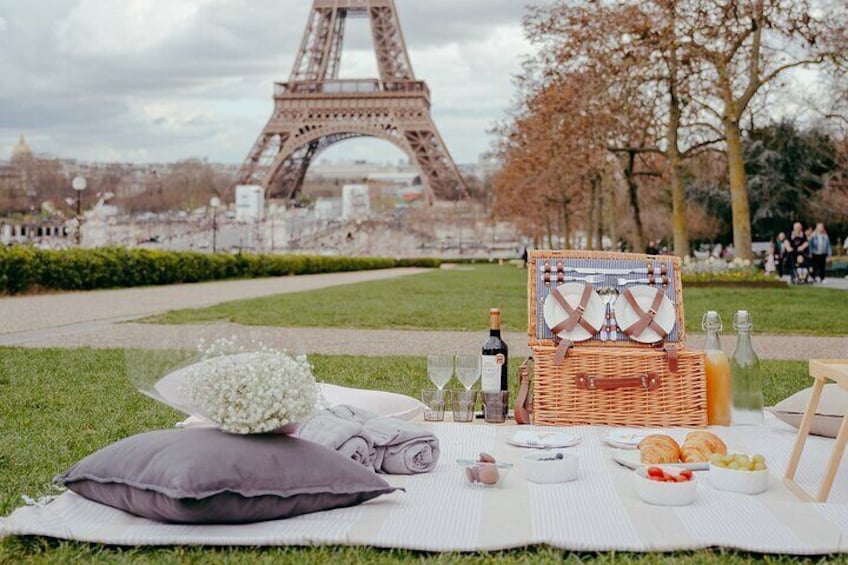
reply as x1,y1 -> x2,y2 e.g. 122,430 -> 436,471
149,265 -> 848,336
0,347 -> 834,563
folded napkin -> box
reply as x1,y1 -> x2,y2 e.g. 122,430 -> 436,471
297,405 -> 439,475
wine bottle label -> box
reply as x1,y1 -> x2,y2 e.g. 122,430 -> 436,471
481,353 -> 505,391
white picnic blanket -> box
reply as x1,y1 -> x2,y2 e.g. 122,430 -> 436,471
2,414 -> 848,553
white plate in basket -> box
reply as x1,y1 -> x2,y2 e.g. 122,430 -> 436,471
609,448 -> 709,471
614,285 -> 676,344
543,283 -> 604,342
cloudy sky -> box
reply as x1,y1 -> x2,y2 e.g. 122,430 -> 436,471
0,0 -> 536,166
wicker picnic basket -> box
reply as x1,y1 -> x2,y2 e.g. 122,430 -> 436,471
517,250 -> 707,427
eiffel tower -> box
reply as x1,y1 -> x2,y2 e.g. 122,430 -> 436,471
236,0 -> 466,202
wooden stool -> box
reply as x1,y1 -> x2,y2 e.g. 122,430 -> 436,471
784,359 -> 848,502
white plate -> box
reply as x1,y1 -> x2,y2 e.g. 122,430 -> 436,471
603,429 -> 656,450
609,448 -> 709,471
507,430 -> 580,449
614,285 -> 676,344
543,283 -> 604,342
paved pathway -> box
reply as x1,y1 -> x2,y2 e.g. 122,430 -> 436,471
0,268 -> 425,337
0,269 -> 844,359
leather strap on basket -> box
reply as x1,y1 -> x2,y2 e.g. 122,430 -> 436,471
514,357 -> 534,425
549,284 -> 596,335
575,372 -> 662,391
621,288 -> 668,340
663,343 -> 680,373
553,339 -> 574,366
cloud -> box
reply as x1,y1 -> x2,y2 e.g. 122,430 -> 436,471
55,0 -> 214,56
0,0 -> 537,164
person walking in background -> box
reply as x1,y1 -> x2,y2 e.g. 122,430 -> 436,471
646,240 -> 659,255
765,241 -> 776,275
809,223 -> 832,283
775,232 -> 788,277
788,222 -> 809,262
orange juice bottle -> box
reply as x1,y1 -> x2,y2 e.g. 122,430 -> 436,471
702,311 -> 731,425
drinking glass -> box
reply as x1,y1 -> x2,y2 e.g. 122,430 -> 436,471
421,390 -> 446,422
481,391 -> 509,424
451,390 -> 477,422
454,354 -> 481,391
427,354 -> 454,390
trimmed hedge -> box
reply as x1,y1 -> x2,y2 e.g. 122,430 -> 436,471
0,247 -> 443,295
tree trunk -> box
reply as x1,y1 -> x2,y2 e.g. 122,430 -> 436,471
665,2 -> 690,259
562,201 -> 571,250
586,177 -> 597,250
624,151 -> 646,252
724,117 -> 753,260
606,177 -> 618,251
593,172 -> 603,250
667,95 -> 690,258
668,150 -> 689,258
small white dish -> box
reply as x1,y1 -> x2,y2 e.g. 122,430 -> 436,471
709,464 -> 769,495
524,452 -> 579,484
614,285 -> 676,343
508,430 -> 580,449
634,467 -> 697,506
610,448 -> 709,471
543,283 -> 604,342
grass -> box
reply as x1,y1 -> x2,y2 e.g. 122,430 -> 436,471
0,347 -> 834,563
149,264 -> 848,336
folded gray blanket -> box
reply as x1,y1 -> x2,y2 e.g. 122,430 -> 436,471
296,405 -> 439,474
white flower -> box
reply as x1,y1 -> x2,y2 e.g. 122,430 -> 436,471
178,342 -> 320,434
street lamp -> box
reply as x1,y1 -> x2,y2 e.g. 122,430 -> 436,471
210,196 -> 221,253
71,175 -> 87,245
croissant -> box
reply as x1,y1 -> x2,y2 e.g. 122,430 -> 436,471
681,431 -> 727,463
638,434 -> 682,464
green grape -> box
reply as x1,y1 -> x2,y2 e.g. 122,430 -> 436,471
752,454 -> 765,465
728,462 -> 741,470
709,454 -> 725,465
753,462 -> 766,471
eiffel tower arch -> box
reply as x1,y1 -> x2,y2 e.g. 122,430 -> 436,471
236,0 -> 466,202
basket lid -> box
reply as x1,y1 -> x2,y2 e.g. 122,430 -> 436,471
527,250 -> 687,348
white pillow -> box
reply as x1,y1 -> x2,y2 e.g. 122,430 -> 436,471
771,384 -> 848,438
317,383 -> 426,421
175,383 -> 426,429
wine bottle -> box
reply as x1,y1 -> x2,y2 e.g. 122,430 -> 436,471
481,308 -> 509,392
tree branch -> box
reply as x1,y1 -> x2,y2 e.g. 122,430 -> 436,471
681,137 -> 724,158
606,146 -> 664,155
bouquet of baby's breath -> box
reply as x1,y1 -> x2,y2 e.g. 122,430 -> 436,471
178,338 -> 320,434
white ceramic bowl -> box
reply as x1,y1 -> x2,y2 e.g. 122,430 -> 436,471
709,463 -> 769,495
524,452 -> 579,484
457,459 -> 513,488
634,467 -> 697,506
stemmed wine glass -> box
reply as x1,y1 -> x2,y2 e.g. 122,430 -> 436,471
427,354 -> 454,391
454,354 -> 481,391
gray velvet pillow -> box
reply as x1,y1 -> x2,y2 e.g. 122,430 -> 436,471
54,428 -> 400,524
